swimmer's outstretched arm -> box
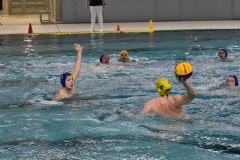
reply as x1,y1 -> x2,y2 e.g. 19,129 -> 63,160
173,77 -> 197,108
72,43 -> 83,82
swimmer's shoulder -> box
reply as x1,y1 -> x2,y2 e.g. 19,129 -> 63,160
52,88 -> 69,101
145,97 -> 161,106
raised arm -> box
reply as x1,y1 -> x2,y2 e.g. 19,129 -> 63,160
173,78 -> 196,107
72,43 -> 83,82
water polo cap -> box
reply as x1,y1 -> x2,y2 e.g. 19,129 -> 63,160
156,78 -> 172,96
100,54 -> 107,63
220,49 -> 228,57
119,50 -> 128,62
228,75 -> 239,86
60,72 -> 71,87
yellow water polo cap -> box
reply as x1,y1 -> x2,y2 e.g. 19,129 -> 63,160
156,78 -> 171,96
119,50 -> 129,62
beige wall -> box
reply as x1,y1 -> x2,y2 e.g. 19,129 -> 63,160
2,0 -> 9,15
62,0 -> 240,23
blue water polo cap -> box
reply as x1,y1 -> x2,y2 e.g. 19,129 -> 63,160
220,49 -> 228,57
229,75 -> 239,86
100,54 -> 106,63
60,72 -> 71,87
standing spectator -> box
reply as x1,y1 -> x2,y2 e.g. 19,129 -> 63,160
86,0 -> 106,32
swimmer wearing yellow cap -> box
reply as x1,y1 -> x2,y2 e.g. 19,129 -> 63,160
141,77 -> 196,116
156,78 -> 172,96
119,50 -> 135,63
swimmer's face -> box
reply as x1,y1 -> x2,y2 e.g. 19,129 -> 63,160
218,50 -> 226,59
120,53 -> 128,62
65,75 -> 74,89
101,54 -> 110,64
226,77 -> 235,87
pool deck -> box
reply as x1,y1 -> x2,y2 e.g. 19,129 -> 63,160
1,20 -> 240,35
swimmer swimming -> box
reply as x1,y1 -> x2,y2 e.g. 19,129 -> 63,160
141,77 -> 196,116
218,49 -> 234,61
119,50 -> 135,63
52,43 -> 83,101
95,53 -> 110,66
226,75 -> 239,87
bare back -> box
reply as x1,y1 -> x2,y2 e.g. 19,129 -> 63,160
141,75 -> 196,116
141,95 -> 183,116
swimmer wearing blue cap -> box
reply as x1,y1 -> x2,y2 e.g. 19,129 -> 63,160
218,49 -> 234,61
141,76 -> 196,116
52,43 -> 83,101
100,54 -> 110,64
226,75 -> 239,87
95,53 -> 110,66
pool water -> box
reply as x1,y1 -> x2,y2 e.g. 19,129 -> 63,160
0,30 -> 239,160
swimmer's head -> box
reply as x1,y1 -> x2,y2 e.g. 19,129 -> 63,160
156,78 -> 172,96
100,54 -> 110,64
226,75 -> 239,87
119,50 -> 129,62
60,72 -> 73,89
218,49 -> 228,59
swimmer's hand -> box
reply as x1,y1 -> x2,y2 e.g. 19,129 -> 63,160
176,76 -> 188,85
74,43 -> 83,54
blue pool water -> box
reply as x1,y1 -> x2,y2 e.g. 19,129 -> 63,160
0,30 -> 240,159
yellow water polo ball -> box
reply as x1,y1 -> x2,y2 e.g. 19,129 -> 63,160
174,62 -> 193,80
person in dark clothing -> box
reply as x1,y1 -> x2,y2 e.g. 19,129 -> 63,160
85,0 -> 106,32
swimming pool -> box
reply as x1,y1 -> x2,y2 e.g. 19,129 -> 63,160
0,30 -> 239,159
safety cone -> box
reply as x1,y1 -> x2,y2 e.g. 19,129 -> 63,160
148,20 -> 154,32
117,24 -> 120,32
28,23 -> 33,34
